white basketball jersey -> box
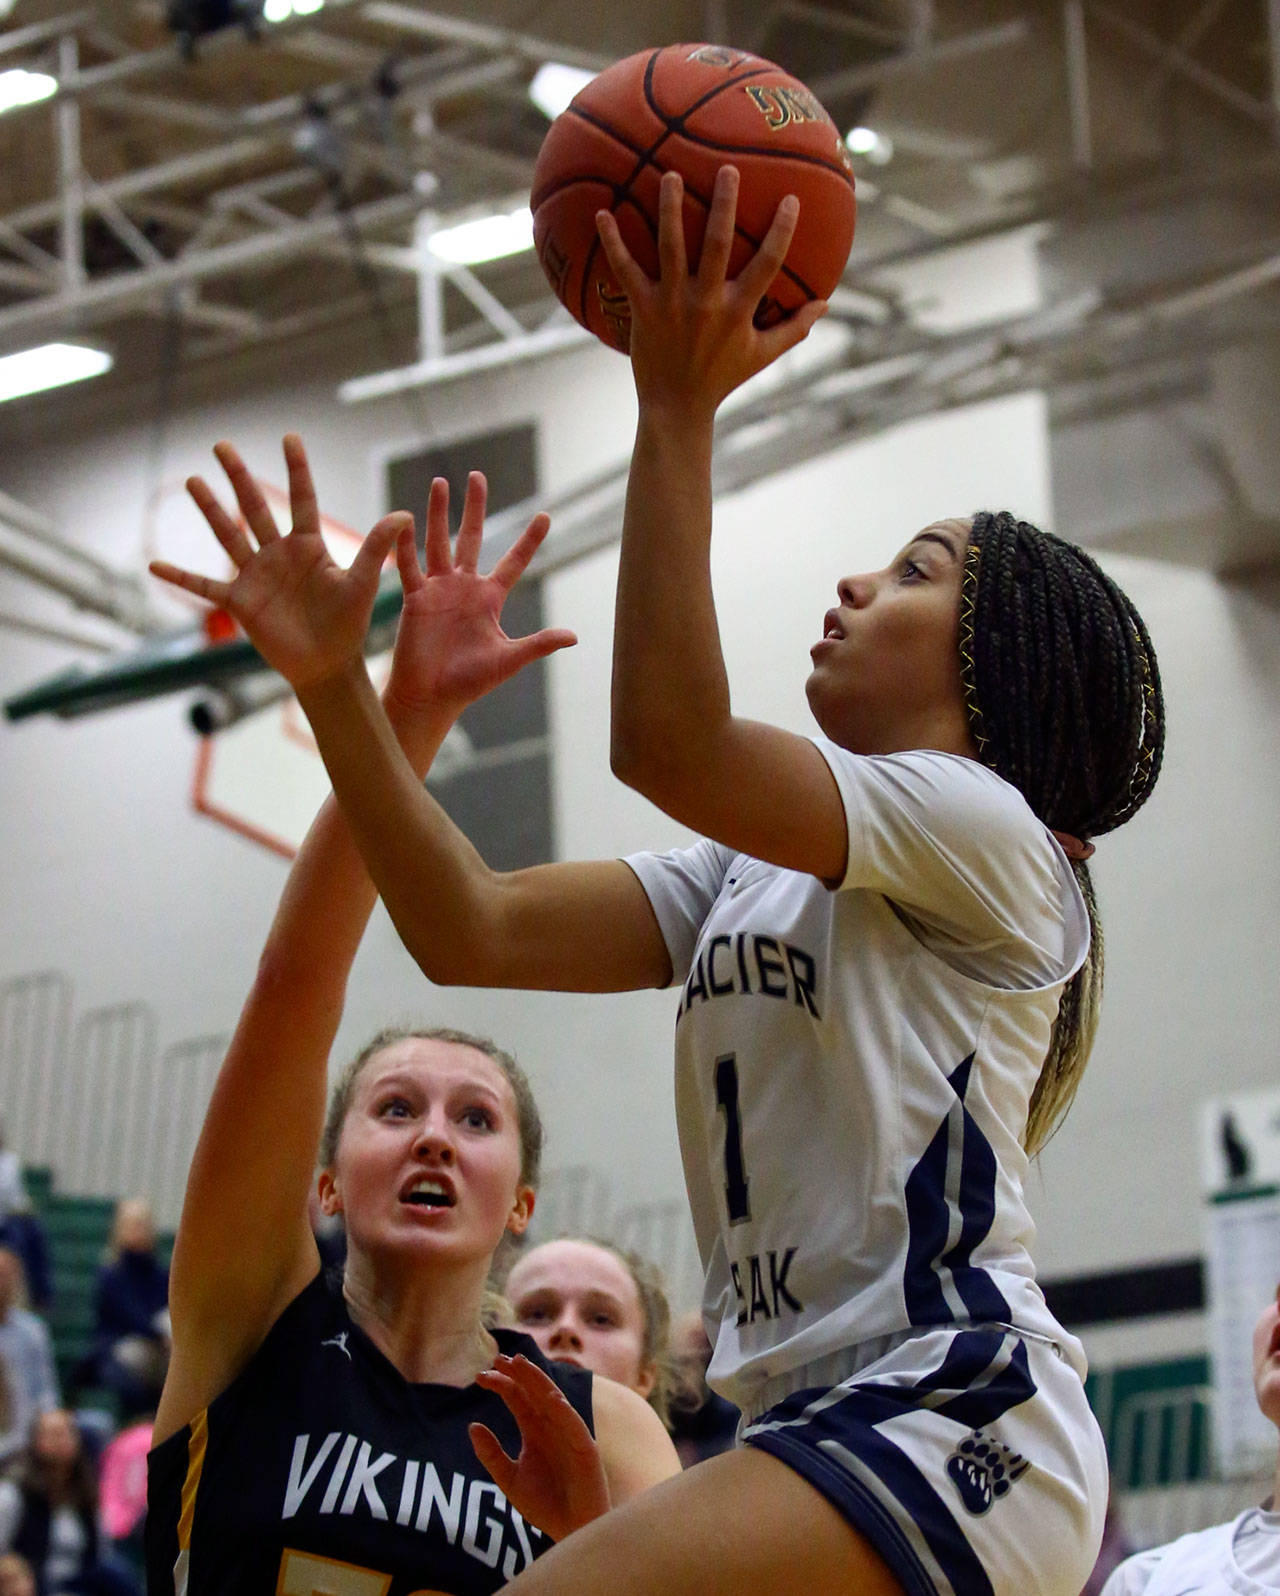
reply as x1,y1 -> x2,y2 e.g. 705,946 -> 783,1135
626,741 -> 1091,1415
1100,1511 -> 1280,1595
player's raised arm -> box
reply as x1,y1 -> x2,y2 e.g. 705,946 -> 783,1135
152,445 -> 644,1442
596,168 -> 848,883
152,436 -> 672,1004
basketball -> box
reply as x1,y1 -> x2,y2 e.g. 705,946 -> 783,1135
531,43 -> 857,353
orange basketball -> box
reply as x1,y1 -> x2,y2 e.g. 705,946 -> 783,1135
531,43 -> 856,353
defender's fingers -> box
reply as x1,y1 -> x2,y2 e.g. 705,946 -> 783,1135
468,1423 -> 518,1490
696,165 -> 739,284
656,170 -> 688,281
734,193 -> 800,303
282,434 -> 319,535
488,512 -> 551,591
454,471 -> 488,572
504,629 -> 578,671
348,513 -> 405,591
186,476 -> 254,567
213,442 -> 281,545
595,209 -> 650,299
423,477 -> 451,575
394,517 -> 422,593
148,560 -> 232,607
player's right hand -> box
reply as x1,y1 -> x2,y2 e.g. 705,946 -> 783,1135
150,433 -> 404,693
382,470 -> 576,722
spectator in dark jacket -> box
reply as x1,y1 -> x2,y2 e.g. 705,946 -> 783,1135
90,1204 -> 167,1422
0,1410 -> 136,1595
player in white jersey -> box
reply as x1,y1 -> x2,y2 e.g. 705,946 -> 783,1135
1100,1284 -> 1280,1596
155,169 -> 1164,1596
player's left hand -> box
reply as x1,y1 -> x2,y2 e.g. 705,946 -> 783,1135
470,1354 -> 610,1542
595,165 -> 827,419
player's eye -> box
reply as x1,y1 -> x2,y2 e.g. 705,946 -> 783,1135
461,1106 -> 495,1130
899,558 -> 923,581
516,1303 -> 550,1323
379,1097 -> 412,1118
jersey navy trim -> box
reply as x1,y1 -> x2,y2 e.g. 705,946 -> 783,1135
903,1053 -> 1012,1327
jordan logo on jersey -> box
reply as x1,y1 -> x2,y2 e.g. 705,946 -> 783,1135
320,1332 -> 352,1359
945,1429 -> 1029,1514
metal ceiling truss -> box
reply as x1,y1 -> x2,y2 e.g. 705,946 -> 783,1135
3,0 -> 1280,707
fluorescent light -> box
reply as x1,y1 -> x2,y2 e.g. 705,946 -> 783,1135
0,69 -> 58,114
528,62 -> 595,120
262,0 -> 324,21
427,207 -> 534,266
0,344 -> 112,403
845,125 -> 893,165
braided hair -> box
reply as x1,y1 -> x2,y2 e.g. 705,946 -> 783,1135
959,511 -> 1164,1152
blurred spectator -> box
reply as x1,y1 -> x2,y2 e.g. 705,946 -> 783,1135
0,1128 -> 29,1227
505,1237 -> 676,1424
0,1252 -> 58,1463
88,1205 -> 167,1422
0,1409 -> 137,1595
0,1215 -> 51,1318
666,1309 -> 739,1468
0,1552 -> 36,1596
95,1417 -> 151,1579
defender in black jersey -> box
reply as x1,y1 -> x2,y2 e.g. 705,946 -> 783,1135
147,1273 -> 593,1595
148,453 -> 679,1596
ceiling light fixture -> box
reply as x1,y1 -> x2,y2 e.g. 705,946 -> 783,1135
427,206 -> 534,266
528,62 -> 595,120
0,344 -> 113,404
845,126 -> 894,165
0,69 -> 58,115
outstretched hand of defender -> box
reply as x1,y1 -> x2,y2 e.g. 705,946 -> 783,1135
383,470 -> 576,721
470,1354 -> 610,1543
150,434 -> 404,692
595,165 -> 827,418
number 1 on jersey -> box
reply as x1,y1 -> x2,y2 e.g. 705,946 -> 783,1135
715,1054 -> 751,1223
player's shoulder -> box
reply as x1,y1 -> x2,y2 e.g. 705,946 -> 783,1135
813,739 -> 1047,848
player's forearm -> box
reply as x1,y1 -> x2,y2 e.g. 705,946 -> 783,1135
610,404 -> 733,792
296,663 -> 499,986
254,694 -> 455,993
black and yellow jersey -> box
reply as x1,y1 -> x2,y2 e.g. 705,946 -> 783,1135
146,1271 -> 593,1595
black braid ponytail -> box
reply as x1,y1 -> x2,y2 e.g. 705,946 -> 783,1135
960,511 -> 1164,1153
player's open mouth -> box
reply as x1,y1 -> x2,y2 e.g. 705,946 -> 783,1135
823,609 -> 845,640
401,1176 -> 456,1208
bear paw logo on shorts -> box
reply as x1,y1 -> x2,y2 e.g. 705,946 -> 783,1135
945,1429 -> 1029,1515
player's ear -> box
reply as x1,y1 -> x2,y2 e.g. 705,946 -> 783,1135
317,1167 -> 343,1218
634,1360 -> 658,1400
506,1184 -> 535,1237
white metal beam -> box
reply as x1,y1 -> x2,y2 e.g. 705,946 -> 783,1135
0,191 -> 420,344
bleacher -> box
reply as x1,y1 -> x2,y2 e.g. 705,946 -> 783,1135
22,1164 -> 168,1407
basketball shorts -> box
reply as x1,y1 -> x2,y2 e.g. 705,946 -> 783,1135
740,1324 -> 1107,1596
